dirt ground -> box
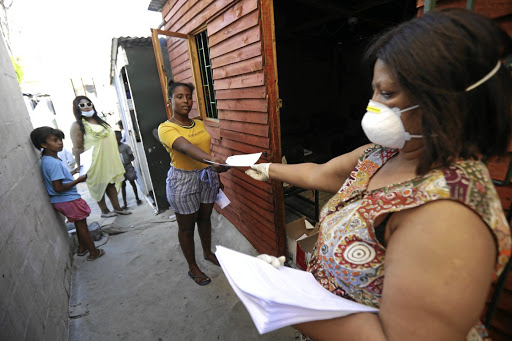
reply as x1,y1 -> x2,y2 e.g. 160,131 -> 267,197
68,182 -> 298,341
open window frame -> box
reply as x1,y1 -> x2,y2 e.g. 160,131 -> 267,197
151,28 -> 213,122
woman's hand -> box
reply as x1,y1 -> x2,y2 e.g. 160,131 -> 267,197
77,174 -> 88,183
256,254 -> 285,268
211,156 -> 230,173
245,163 -> 271,181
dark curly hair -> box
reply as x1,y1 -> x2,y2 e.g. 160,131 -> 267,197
167,79 -> 195,99
365,8 -> 512,175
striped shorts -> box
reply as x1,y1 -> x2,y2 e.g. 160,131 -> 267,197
166,165 -> 220,215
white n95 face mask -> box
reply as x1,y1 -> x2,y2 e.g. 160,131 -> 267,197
81,109 -> 95,117
361,100 -> 421,149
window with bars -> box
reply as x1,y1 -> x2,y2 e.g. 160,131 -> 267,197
195,30 -> 218,119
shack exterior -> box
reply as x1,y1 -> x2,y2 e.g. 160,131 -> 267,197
151,0 -> 286,256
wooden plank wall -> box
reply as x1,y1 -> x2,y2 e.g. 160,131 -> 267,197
161,0 -> 281,255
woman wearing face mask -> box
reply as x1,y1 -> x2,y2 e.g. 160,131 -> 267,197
246,9 -> 511,340
70,96 -> 131,218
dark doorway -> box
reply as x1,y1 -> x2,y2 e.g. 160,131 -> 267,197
274,0 -> 417,164
273,0 -> 417,222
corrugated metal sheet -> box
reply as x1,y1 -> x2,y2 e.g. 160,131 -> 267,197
116,36 -> 153,48
110,37 -> 153,84
148,0 -> 167,12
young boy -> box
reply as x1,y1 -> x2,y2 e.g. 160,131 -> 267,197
30,126 -> 105,261
115,130 -> 142,208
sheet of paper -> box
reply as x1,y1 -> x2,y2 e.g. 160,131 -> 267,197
215,189 -> 231,209
215,245 -> 378,334
79,148 -> 94,176
225,152 -> 262,167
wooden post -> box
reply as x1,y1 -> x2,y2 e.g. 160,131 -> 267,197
151,29 -> 172,119
260,0 -> 286,257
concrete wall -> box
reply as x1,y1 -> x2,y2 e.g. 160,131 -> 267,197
0,37 -> 72,339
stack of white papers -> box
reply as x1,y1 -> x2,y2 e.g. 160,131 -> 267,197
215,246 -> 378,334
79,148 -> 94,176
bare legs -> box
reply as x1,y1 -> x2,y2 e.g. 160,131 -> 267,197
105,183 -> 123,211
75,219 -> 100,257
97,183 -> 123,213
197,203 -> 219,266
121,181 -> 127,209
121,180 -> 141,209
175,202 -> 219,283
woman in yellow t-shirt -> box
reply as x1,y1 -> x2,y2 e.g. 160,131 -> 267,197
158,81 -> 229,286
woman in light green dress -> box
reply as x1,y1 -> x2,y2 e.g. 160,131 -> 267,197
70,96 -> 131,218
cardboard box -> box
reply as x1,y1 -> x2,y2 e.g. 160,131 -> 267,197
286,216 -> 319,270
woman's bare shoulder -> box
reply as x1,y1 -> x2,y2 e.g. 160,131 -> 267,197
70,121 -> 80,131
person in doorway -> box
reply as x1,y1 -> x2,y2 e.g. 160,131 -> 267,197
115,130 -> 142,207
117,119 -> 127,143
70,96 -> 132,218
158,80 -> 229,286
30,126 -> 105,261
246,9 -> 512,340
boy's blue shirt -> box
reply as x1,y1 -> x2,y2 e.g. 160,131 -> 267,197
40,155 -> 81,203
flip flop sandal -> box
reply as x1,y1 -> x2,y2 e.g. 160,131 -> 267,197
86,249 -> 105,261
77,250 -> 88,256
114,209 -> 132,215
187,271 -> 211,286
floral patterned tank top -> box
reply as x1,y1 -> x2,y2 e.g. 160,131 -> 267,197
308,145 -> 511,308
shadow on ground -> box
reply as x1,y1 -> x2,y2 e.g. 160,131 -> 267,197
68,183 -> 298,341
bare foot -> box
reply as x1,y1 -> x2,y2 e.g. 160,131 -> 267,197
77,248 -> 88,256
204,253 -> 220,266
86,249 -> 105,261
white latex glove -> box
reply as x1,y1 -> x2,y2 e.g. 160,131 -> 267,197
256,254 -> 286,269
245,163 -> 271,181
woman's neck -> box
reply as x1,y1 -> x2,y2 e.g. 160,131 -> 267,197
170,115 -> 193,126
392,142 -> 424,169
83,116 -> 99,124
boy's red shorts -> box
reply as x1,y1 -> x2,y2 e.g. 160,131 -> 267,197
52,198 -> 91,222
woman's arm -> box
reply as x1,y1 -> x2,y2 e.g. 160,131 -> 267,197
266,144 -> 371,193
172,137 -> 228,172
52,175 -> 87,192
295,200 -> 496,340
70,122 -> 84,170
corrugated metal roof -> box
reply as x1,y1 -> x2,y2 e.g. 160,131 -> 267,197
148,0 -> 167,12
110,37 -> 153,84
116,36 -> 153,48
